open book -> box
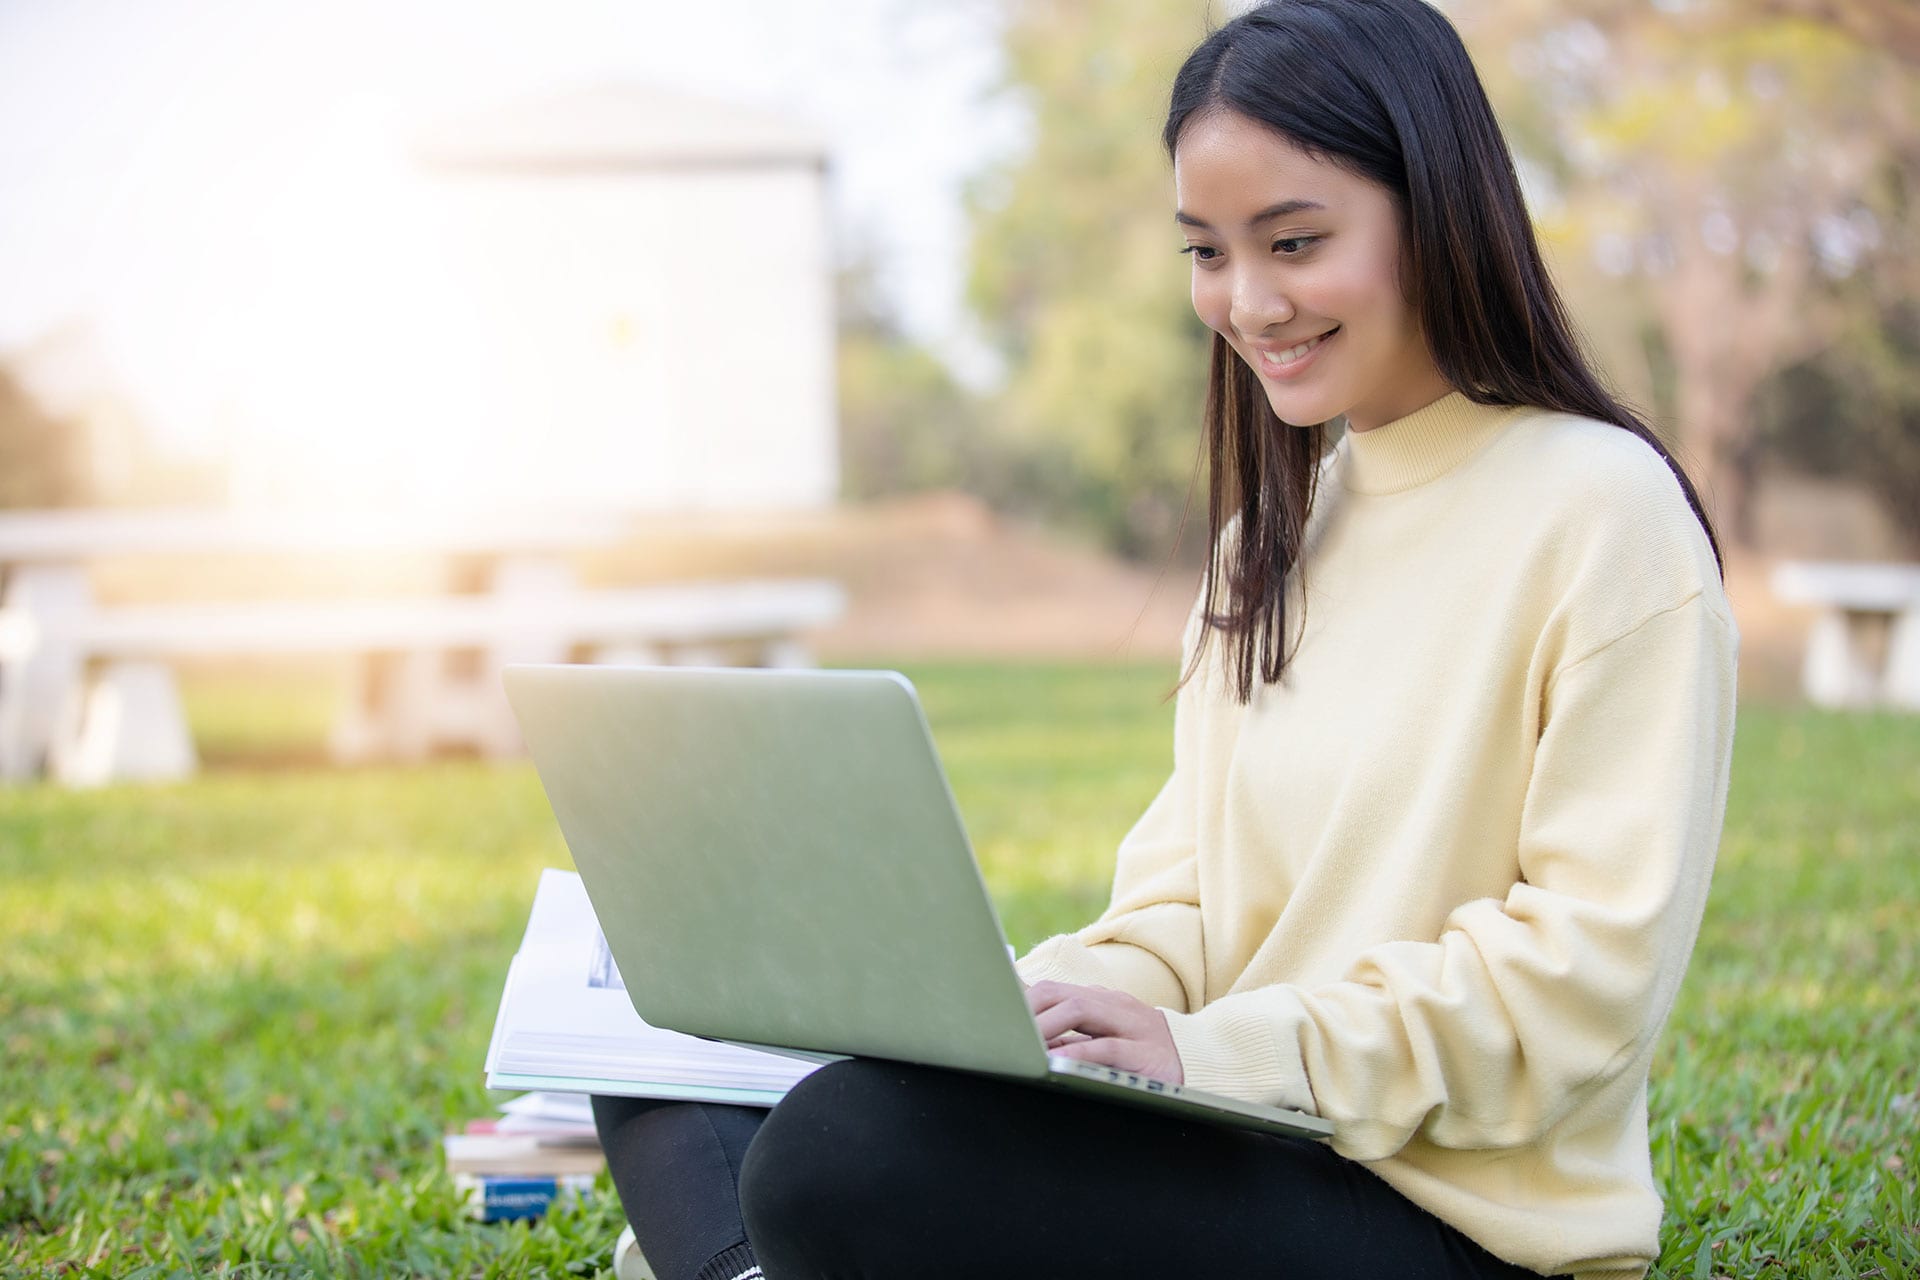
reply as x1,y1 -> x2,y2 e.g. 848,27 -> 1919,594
484,868 -> 824,1106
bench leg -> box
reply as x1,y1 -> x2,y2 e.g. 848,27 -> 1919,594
1887,608 -> 1920,712
591,644 -> 666,668
759,638 -> 814,669
0,567 -> 92,782
333,650 -> 445,764
1802,610 -> 1882,709
665,644 -> 730,668
472,561 -> 578,757
51,661 -> 199,787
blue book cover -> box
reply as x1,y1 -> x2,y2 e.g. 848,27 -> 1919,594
456,1173 -> 595,1222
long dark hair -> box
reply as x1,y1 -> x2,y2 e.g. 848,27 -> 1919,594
1167,0 -> 1724,702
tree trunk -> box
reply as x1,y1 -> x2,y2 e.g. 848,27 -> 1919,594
1674,374 -> 1758,549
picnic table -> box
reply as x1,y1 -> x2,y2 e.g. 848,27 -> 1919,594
0,507 -> 844,785
1770,559 -> 1920,711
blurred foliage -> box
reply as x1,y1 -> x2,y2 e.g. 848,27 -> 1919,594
835,256 -> 987,501
966,0 -> 1220,558
1454,0 -> 1919,546
1755,298 -> 1920,554
940,0 -> 1918,557
1753,0 -> 1920,64
0,362 -> 89,508
819,0 -> 1920,564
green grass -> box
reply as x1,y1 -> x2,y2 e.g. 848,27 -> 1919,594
1,664 -> 1915,1277
1648,706 -> 1920,1278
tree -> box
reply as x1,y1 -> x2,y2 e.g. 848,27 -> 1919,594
836,254 -> 986,501
967,0 -> 1222,556
1755,300 -> 1920,554
967,1 -> 1917,553
1451,0 -> 1917,547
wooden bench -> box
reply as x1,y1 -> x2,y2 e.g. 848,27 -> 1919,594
1770,560 -> 1920,711
0,508 -> 845,785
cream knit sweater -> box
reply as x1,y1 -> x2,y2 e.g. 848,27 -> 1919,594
1016,392 -> 1738,1280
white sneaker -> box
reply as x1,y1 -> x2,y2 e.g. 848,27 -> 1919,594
612,1224 -> 657,1280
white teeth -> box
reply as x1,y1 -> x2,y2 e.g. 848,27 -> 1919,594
1263,330 -> 1333,367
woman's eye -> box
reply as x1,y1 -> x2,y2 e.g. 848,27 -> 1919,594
1178,244 -> 1220,262
1273,236 -> 1317,255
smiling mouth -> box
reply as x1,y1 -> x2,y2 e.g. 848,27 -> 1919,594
1255,327 -> 1339,372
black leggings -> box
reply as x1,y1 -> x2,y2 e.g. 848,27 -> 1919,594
593,1059 -> 1554,1280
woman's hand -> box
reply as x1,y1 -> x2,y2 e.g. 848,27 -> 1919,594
1023,980 -> 1184,1085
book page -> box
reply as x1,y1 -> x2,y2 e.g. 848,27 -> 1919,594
487,869 -> 823,1102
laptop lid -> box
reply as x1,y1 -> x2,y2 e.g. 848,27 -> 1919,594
502,664 -> 1053,1080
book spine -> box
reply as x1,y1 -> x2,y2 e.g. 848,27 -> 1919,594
453,1173 -> 596,1222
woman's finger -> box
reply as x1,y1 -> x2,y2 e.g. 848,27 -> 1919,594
1047,1033 -> 1171,1079
1023,979 -> 1085,1014
1035,996 -> 1114,1043
1032,987 -> 1153,1044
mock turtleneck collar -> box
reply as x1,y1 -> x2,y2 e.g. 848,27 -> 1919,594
1336,391 -> 1525,495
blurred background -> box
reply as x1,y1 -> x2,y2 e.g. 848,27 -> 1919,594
0,0 -> 1916,782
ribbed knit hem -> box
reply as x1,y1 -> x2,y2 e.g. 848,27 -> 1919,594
1161,989 -> 1317,1116
693,1240 -> 761,1280
1338,392 -> 1525,494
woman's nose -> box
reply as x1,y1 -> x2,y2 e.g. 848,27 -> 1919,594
1230,272 -> 1294,337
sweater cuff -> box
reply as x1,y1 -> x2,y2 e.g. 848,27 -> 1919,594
1160,987 -> 1318,1115
1015,936 -> 1191,1012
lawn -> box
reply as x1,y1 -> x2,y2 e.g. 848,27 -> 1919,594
1,662 -> 1915,1278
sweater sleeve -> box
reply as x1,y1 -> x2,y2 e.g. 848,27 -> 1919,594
1160,591 -> 1738,1159
1014,610 -> 1213,1014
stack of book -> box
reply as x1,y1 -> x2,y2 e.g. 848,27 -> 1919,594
483,868 -> 826,1104
460,870 -> 828,1221
447,1092 -> 605,1221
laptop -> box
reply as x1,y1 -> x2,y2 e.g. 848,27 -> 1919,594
502,663 -> 1331,1142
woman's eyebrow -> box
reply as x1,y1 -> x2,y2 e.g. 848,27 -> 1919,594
1175,198 -> 1328,230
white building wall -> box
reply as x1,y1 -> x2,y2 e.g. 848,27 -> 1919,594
420,164 -> 838,513
220,106 -> 838,518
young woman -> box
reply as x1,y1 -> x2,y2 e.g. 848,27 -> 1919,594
592,3 -> 1738,1278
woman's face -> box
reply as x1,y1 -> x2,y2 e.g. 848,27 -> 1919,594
1173,110 -> 1449,433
